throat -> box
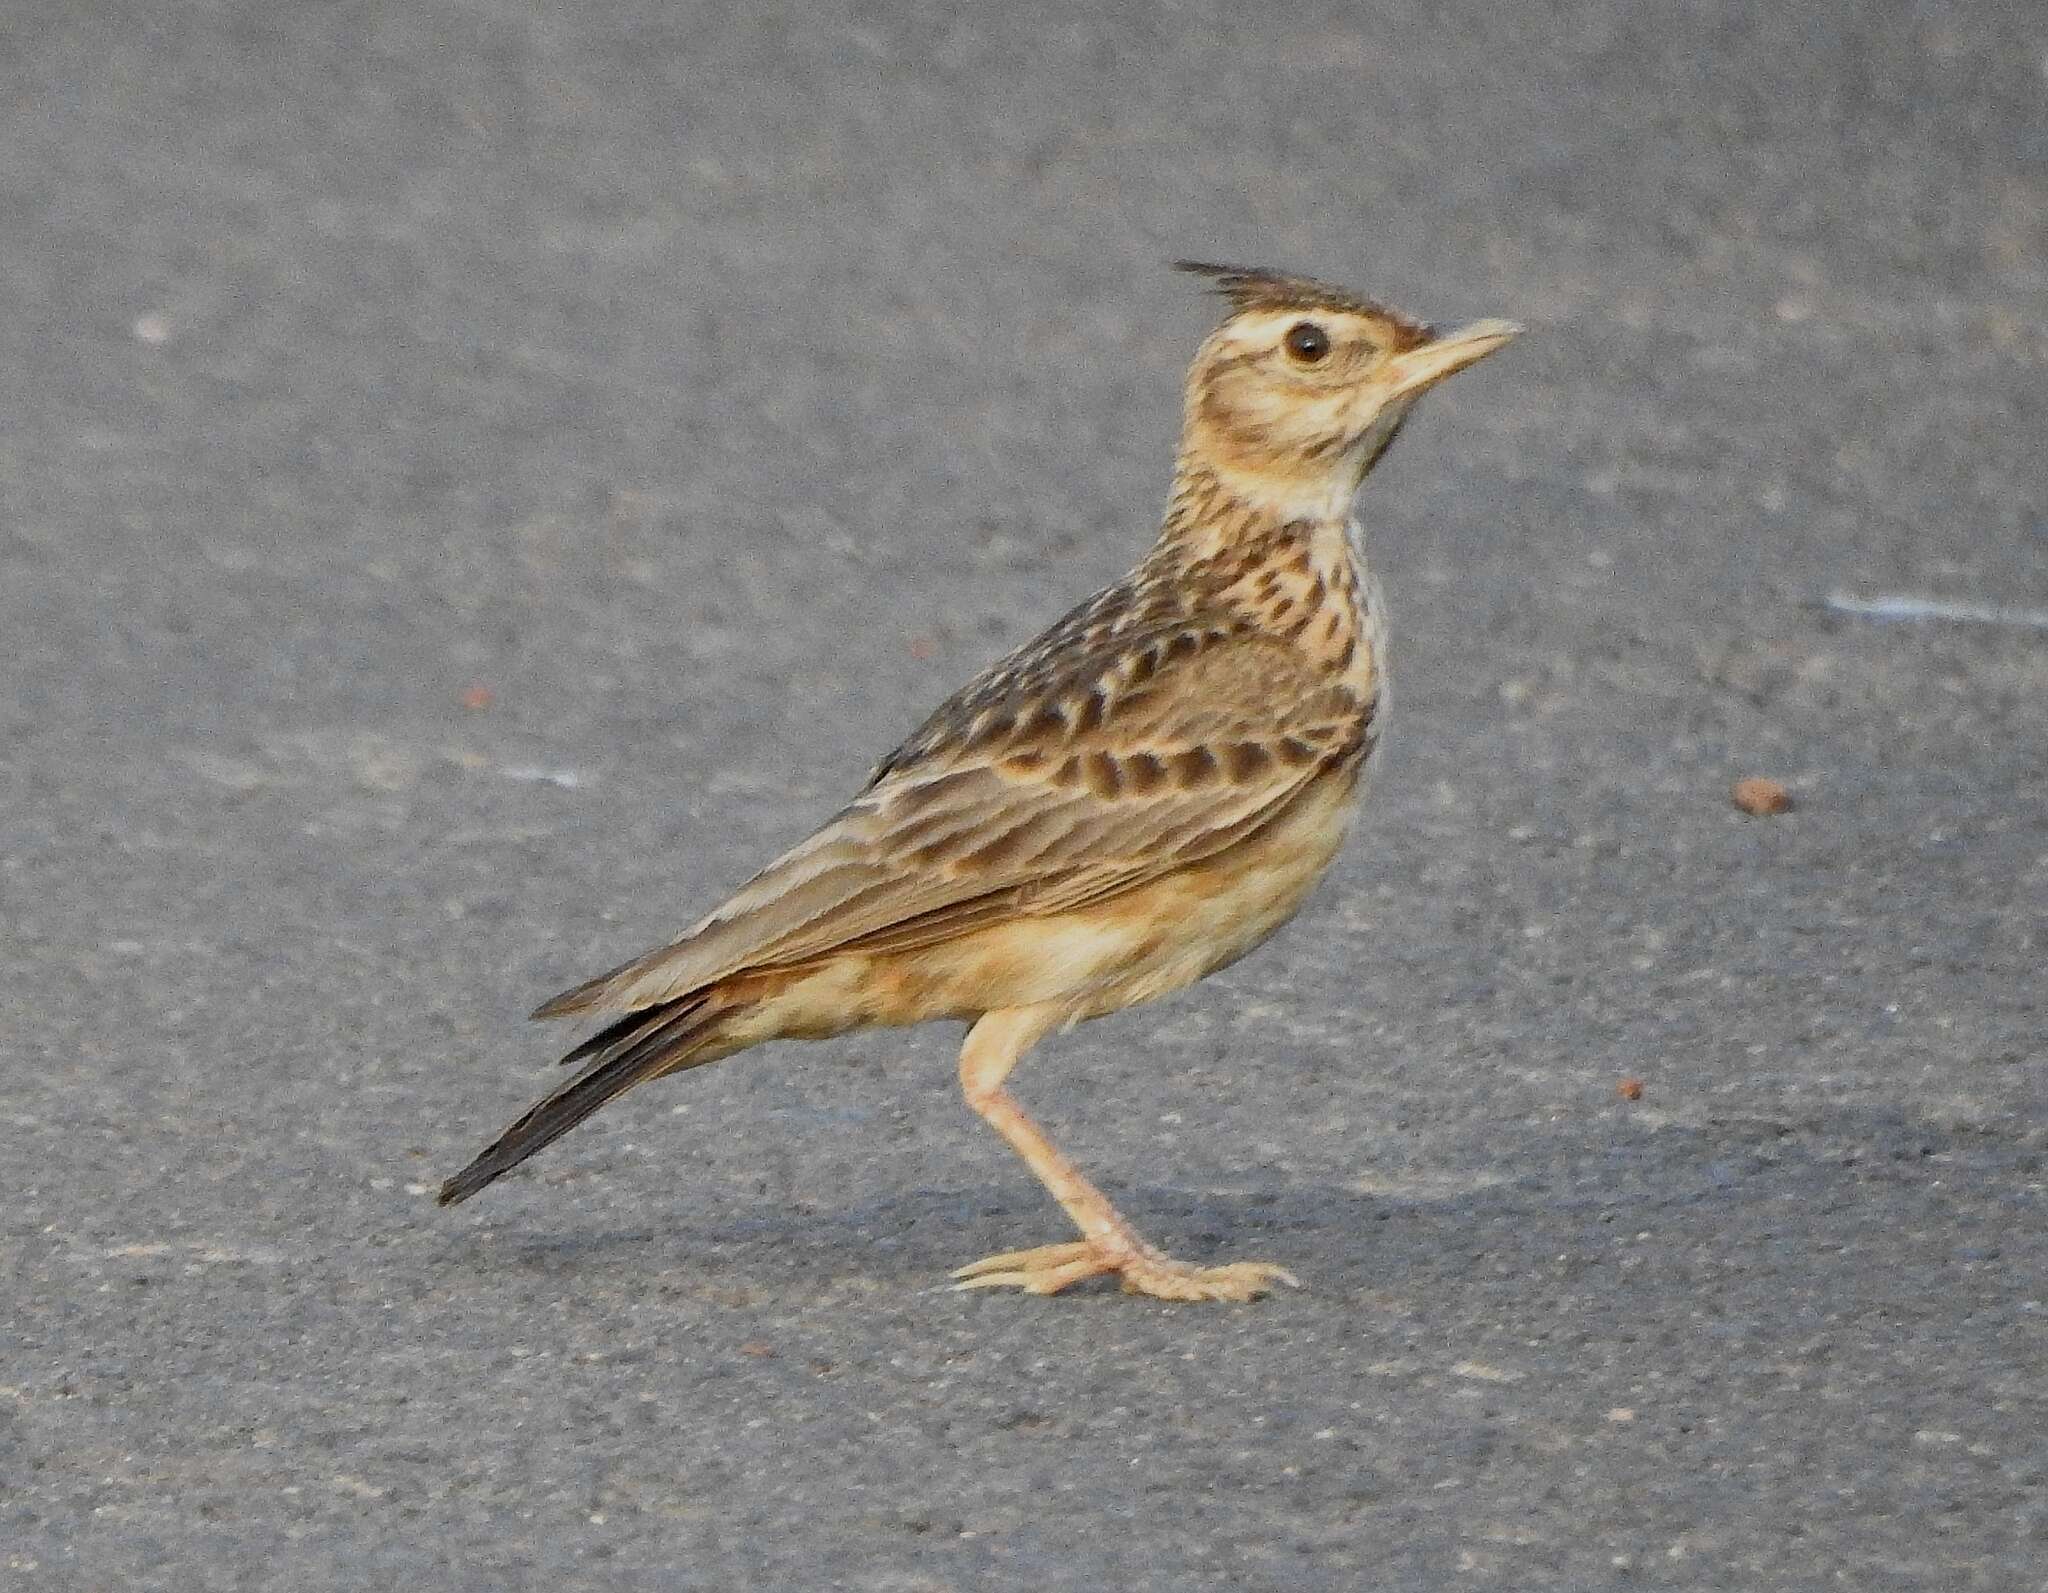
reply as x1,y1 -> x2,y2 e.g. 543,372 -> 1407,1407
1150,463 -> 1374,676
1159,455 -> 1360,554
1156,459 -> 1352,570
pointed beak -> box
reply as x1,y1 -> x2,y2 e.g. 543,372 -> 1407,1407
1384,318 -> 1521,400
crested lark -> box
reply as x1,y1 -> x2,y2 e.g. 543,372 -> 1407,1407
441,263 -> 1517,1301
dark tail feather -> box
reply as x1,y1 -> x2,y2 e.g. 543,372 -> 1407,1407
554,1002 -> 668,1067
438,995 -> 725,1207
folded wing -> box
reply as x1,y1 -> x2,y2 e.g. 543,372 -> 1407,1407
536,615 -> 1374,1021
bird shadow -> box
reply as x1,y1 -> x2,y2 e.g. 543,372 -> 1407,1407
430,1175 -> 1518,1297
420,1100 -> 2016,1298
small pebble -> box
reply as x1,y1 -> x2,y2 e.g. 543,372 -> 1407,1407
1732,777 -> 1792,816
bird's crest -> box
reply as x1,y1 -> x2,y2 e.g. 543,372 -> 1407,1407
1175,261 -> 1432,346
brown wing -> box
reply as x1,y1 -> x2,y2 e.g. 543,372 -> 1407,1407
535,605 -> 1375,1020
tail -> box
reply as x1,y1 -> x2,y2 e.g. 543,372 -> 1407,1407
438,993 -> 731,1207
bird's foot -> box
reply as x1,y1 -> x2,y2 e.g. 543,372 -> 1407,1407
951,1236 -> 1299,1301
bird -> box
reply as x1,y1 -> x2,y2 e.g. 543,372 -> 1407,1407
439,262 -> 1518,1300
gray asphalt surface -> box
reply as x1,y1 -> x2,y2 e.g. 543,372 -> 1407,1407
5,2 -> 2046,1588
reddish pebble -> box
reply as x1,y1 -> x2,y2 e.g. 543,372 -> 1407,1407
1732,777 -> 1791,816
461,685 -> 495,711
1617,1078 -> 1644,1102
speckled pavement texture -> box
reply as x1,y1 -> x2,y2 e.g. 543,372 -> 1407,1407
3,2 -> 2044,1588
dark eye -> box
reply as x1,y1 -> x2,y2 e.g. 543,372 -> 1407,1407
1284,321 -> 1330,364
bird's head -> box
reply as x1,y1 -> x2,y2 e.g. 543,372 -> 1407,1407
1175,262 -> 1518,521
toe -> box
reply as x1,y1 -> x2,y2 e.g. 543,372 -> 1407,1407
1119,1257 -> 1302,1302
953,1254 -> 1107,1296
950,1240 -> 1299,1302
951,1241 -> 1095,1280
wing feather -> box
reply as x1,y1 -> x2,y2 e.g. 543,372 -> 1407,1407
538,615 -> 1375,1018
